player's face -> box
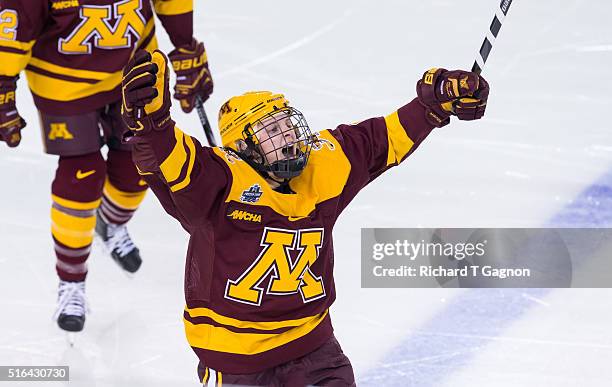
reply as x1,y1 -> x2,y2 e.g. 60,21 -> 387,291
254,111 -> 299,164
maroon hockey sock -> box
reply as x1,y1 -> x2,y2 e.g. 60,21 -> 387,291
51,152 -> 106,282
100,149 -> 147,226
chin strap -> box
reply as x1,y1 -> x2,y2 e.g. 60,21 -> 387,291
266,173 -> 289,186
231,141 -> 305,182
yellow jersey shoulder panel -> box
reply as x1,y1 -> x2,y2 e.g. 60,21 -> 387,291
213,130 -> 351,220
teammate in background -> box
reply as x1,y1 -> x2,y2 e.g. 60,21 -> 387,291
121,50 -> 489,385
0,0 -> 213,333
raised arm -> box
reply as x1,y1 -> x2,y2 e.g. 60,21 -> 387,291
0,0 -> 47,147
121,50 -> 227,231
153,0 -> 194,48
330,68 -> 489,205
152,0 -> 213,114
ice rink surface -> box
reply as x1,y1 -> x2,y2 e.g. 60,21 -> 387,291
1,0 -> 612,386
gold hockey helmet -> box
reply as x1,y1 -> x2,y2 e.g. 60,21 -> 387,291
218,91 -> 289,149
217,91 -> 314,180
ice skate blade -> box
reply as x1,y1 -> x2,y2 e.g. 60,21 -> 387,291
65,332 -> 77,347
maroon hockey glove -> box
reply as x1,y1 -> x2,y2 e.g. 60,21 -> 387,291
416,68 -> 489,127
121,50 -> 174,135
169,38 -> 213,113
0,75 -> 26,147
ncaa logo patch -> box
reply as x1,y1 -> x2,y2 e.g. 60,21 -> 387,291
241,184 -> 263,203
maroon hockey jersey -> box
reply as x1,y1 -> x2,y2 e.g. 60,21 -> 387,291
130,98 -> 436,377
0,0 -> 193,114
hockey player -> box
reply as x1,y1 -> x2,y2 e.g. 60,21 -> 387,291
121,50 -> 489,385
0,0 -> 213,332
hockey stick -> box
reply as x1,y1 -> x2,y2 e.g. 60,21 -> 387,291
471,0 -> 514,74
195,95 -> 217,147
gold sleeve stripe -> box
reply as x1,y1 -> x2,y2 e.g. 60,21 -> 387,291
170,133 -> 196,192
160,127 -> 188,183
159,127 -> 197,193
384,111 -> 414,166
51,194 -> 101,210
26,70 -> 122,101
28,56 -> 115,81
154,0 -> 193,15
102,178 -> 147,210
0,51 -> 31,76
184,310 -> 328,355
0,39 -> 35,51
185,306 -> 324,331
140,18 -> 155,46
134,18 -> 157,52
216,371 -> 222,387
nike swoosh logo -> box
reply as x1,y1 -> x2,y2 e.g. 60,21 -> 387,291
76,169 -> 96,179
138,179 -> 147,186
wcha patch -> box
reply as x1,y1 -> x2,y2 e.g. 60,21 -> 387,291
226,208 -> 262,223
240,184 -> 263,203
52,0 -> 80,11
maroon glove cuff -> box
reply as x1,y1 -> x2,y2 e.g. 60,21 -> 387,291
0,74 -> 25,147
0,75 -> 18,110
169,39 -> 207,76
416,104 -> 450,128
177,38 -> 198,53
416,68 -> 450,127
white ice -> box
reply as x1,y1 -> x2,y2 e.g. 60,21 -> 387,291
1,0 -> 612,386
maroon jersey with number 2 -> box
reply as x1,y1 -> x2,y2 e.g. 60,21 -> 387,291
130,98 -> 436,376
0,0 -> 193,114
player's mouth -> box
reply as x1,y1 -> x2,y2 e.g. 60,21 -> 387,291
280,144 -> 297,159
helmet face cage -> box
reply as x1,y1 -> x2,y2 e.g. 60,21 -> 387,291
243,107 -> 313,180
